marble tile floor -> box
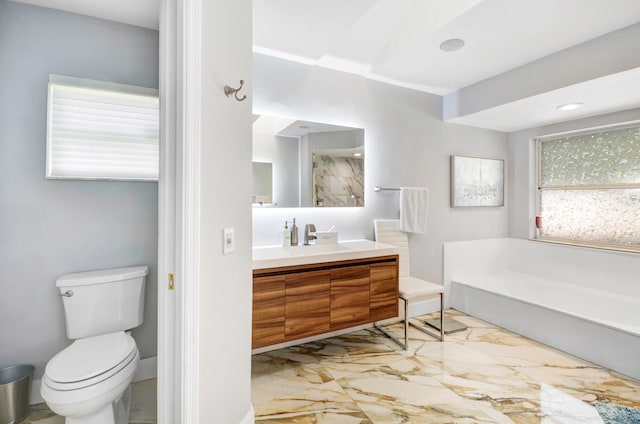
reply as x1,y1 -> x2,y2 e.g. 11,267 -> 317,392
251,310 -> 640,423
24,312 -> 640,423
23,378 -> 157,424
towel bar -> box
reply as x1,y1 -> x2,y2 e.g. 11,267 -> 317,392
374,186 -> 400,192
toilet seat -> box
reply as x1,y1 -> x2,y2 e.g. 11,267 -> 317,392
44,332 -> 137,391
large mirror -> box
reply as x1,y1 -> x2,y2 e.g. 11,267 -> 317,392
252,115 -> 364,207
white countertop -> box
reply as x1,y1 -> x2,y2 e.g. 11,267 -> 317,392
252,239 -> 399,270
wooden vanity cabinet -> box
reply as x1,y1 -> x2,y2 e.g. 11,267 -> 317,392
252,255 -> 399,349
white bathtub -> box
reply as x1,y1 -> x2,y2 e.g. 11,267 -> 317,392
444,238 -> 640,380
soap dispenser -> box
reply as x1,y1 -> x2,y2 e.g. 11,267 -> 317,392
282,221 -> 291,246
290,218 -> 298,246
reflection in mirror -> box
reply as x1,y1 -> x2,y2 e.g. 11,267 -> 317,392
253,115 -> 364,207
313,147 -> 364,207
252,162 -> 272,205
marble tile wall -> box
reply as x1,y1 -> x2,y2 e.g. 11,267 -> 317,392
313,155 -> 364,207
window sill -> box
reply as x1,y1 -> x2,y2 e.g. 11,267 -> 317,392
529,237 -> 640,255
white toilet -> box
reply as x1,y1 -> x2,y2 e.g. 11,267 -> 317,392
41,266 -> 148,424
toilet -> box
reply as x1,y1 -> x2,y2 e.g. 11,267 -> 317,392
41,266 -> 148,424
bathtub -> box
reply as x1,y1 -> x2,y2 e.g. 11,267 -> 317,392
444,238 -> 640,380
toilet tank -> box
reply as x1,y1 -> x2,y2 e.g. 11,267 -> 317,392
56,266 -> 149,339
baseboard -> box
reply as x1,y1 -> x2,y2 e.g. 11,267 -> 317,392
239,405 -> 255,424
30,356 -> 158,405
133,356 -> 158,382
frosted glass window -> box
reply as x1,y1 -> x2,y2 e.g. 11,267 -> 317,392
46,74 -> 159,181
541,126 -> 640,187
540,189 -> 640,247
536,123 -> 640,251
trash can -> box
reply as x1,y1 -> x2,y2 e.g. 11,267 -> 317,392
0,365 -> 34,424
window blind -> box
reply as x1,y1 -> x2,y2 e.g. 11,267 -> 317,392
46,75 -> 159,181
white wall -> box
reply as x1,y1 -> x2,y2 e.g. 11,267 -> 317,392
0,1 -> 158,379
196,0 -> 253,422
508,107 -> 640,240
253,54 -> 509,284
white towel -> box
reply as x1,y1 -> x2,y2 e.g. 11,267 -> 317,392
400,187 -> 429,234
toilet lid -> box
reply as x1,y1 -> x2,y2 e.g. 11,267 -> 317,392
46,332 -> 136,384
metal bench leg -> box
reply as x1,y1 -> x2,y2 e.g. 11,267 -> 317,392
407,293 -> 445,342
403,296 -> 409,348
375,294 -> 445,349
440,293 -> 444,341
373,297 -> 409,350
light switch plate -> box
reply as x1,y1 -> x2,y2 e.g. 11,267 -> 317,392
223,227 -> 235,254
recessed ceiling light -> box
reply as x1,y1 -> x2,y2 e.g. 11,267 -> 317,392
557,103 -> 584,111
439,38 -> 465,52
353,152 -> 362,157
299,125 -> 310,129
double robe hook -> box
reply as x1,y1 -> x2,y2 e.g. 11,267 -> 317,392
224,80 -> 247,102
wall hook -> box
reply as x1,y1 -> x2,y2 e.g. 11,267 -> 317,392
224,79 -> 247,101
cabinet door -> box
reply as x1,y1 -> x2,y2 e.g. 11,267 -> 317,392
285,270 -> 331,339
369,262 -> 398,321
252,275 -> 285,349
330,265 -> 370,328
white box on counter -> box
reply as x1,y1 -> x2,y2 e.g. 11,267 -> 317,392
315,231 -> 338,245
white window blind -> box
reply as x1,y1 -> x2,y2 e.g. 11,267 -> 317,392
46,74 -> 159,181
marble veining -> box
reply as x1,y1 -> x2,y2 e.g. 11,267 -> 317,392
313,155 -> 364,207
25,313 -> 640,423
252,310 -> 640,423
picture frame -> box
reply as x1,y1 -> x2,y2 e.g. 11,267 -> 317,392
451,155 -> 504,207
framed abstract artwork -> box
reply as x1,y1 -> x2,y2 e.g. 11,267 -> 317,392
451,155 -> 504,207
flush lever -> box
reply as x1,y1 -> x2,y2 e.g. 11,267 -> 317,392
57,290 -> 73,297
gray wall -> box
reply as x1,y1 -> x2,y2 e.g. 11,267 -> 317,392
252,54 -> 509,285
252,133 -> 300,207
0,1 -> 159,378
508,107 -> 640,240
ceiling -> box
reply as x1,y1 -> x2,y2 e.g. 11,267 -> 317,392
12,0 -> 640,132
11,0 -> 160,30
254,0 -> 640,132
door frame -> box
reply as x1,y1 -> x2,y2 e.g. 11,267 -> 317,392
158,0 -> 203,422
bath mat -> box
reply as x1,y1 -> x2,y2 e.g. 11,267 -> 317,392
423,316 -> 468,334
595,402 -> 640,424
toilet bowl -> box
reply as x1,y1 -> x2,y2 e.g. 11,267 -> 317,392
41,332 -> 139,424
41,266 -> 148,424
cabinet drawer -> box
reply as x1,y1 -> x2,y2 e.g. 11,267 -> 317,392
252,275 -> 285,348
369,278 -> 398,321
331,265 -> 370,328
369,263 -> 398,321
285,270 -> 331,339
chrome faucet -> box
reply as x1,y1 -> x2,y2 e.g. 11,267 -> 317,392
304,224 -> 316,245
